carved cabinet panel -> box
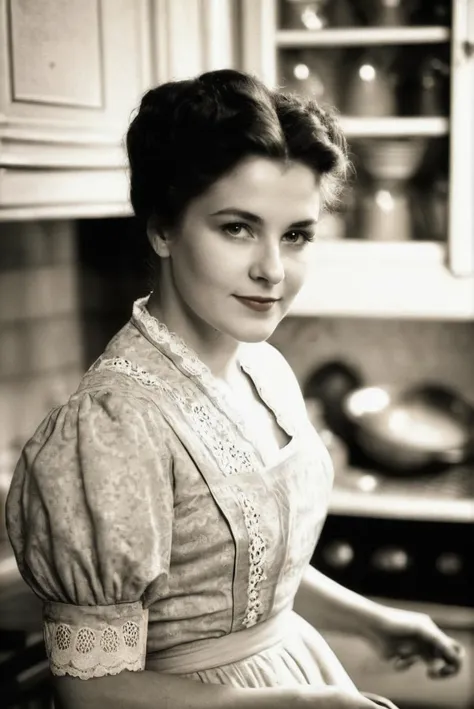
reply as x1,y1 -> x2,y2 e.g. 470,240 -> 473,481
0,0 -> 240,218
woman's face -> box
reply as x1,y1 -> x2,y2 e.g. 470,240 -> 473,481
156,155 -> 321,344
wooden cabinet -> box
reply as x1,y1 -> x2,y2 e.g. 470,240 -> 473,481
0,0 -> 151,218
241,0 -> 474,320
0,0 -> 239,220
152,0 -> 239,85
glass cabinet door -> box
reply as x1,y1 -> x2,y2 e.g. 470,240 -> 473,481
278,1 -> 451,247
241,0 -> 474,318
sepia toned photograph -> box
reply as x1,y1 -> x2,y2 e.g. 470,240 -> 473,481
0,2 -> 473,709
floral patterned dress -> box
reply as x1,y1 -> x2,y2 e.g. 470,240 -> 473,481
6,295 -> 357,691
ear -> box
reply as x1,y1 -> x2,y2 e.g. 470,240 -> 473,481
146,217 -> 171,258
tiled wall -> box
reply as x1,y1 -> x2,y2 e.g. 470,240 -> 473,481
75,216 -> 151,367
0,221 -> 84,453
270,316 -> 474,405
1,216 -> 473,457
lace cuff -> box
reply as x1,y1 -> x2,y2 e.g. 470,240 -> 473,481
43,601 -> 148,679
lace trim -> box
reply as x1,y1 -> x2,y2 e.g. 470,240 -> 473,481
132,297 -> 249,427
131,296 -> 296,463
96,357 -> 260,477
236,490 -> 267,628
132,296 -> 210,377
44,616 -> 147,679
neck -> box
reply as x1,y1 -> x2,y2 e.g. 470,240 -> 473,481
146,289 -> 242,383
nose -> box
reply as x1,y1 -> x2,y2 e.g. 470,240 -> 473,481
249,241 -> 285,285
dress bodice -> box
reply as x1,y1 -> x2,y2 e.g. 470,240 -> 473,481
6,295 -> 334,680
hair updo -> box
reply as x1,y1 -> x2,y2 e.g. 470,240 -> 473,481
126,69 -> 349,230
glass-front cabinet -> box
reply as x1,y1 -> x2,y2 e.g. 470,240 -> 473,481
241,0 -> 474,319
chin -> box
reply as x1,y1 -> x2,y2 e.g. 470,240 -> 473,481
226,319 -> 280,344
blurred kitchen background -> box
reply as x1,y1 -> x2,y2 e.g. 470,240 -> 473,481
0,1 -> 473,708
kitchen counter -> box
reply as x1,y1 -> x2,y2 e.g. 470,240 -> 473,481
330,464 -> 474,523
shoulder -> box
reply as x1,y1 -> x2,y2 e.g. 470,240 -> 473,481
17,387 -> 173,495
47,386 -> 165,435
6,388 -> 175,588
79,320 -> 180,398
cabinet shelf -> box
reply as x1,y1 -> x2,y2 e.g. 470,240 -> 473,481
276,26 -> 451,47
339,116 -> 449,137
330,487 -> 474,523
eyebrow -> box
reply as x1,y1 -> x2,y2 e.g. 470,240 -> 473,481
210,208 -> 317,229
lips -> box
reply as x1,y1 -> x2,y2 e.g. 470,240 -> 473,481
236,296 -> 280,303
234,295 -> 280,312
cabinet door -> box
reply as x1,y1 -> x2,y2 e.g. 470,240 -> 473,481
448,0 -> 474,277
151,0 -> 239,83
0,0 -> 152,218
0,0 -> 241,219
0,0 -> 152,166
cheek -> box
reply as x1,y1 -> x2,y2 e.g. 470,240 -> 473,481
285,255 -> 310,291
174,237 -> 232,287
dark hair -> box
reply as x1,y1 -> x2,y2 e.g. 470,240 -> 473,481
126,69 -> 349,230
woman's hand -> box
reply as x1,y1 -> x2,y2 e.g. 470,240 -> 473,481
365,606 -> 464,679
332,689 -> 399,709
298,686 -> 399,709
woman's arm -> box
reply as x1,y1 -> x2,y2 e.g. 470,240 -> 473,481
54,670 -> 294,709
293,564 -> 383,637
294,564 -> 464,677
53,666 -> 386,709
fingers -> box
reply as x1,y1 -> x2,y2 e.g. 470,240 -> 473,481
393,640 -> 464,677
392,640 -> 420,671
426,641 -> 465,679
392,633 -> 464,677
362,692 -> 400,709
427,659 -> 458,679
427,631 -> 464,677
442,638 -> 465,666
320,687 -> 400,709
408,615 -> 465,676
394,655 -> 419,671
359,697 -> 395,709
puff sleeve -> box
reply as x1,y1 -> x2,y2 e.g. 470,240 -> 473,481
6,390 -> 174,679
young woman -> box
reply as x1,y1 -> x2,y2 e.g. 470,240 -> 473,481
6,69 -> 463,709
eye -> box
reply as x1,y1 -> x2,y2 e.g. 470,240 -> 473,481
283,229 -> 315,245
221,222 -> 252,238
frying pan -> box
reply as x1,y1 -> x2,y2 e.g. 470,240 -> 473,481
342,382 -> 474,473
303,363 -> 474,473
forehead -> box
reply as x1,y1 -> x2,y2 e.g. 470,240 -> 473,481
197,156 -> 321,221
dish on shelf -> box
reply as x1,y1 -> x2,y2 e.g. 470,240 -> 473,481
356,137 -> 428,180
